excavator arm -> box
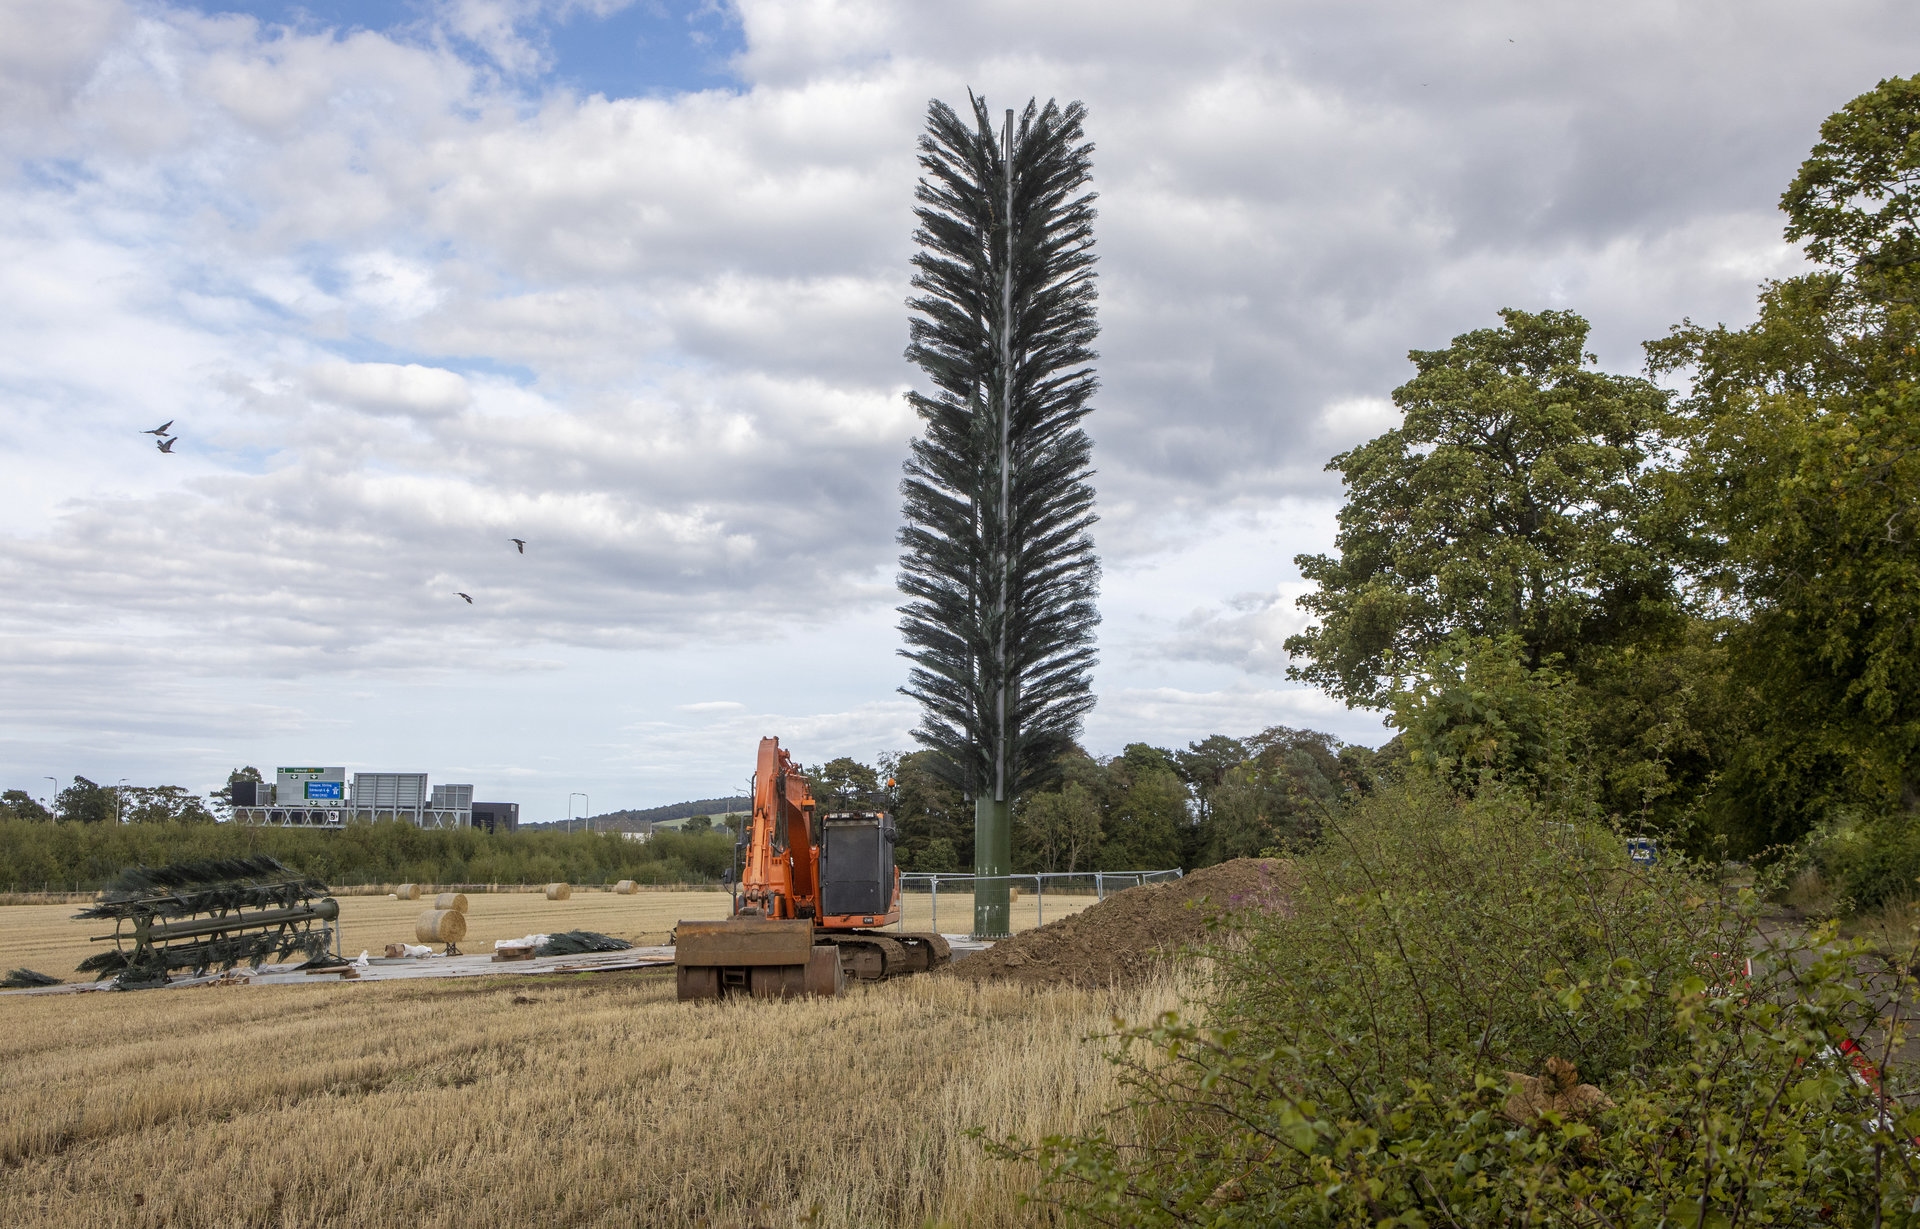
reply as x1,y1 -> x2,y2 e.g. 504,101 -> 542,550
740,736 -> 820,918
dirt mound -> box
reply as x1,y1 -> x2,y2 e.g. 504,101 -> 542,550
941,858 -> 1287,990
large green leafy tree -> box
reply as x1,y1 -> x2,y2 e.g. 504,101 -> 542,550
0,789 -> 52,822
1286,308 -> 1678,707
804,757 -> 882,812
208,766 -> 263,819
1648,74 -> 1920,848
897,94 -> 1102,936
1016,780 -> 1102,873
1099,744 -> 1187,870
121,786 -> 216,824
883,750 -> 971,873
1279,310 -> 1734,825
1199,726 -> 1349,861
55,776 -> 116,824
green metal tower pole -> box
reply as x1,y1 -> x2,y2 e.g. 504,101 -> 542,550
973,795 -> 1012,938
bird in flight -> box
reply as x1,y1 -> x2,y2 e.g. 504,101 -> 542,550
142,420 -> 174,437
156,437 -> 178,453
510,538 -> 526,554
455,592 -> 473,604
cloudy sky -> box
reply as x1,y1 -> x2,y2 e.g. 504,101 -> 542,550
1,0 -> 1913,818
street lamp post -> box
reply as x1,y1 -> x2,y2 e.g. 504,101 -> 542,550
44,777 -> 57,819
117,778 -> 128,824
569,792 -> 589,835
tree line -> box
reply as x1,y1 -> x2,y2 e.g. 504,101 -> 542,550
802,728 -> 1370,877
2,737 -> 1360,888
0,815 -> 735,894
1,778 -> 216,825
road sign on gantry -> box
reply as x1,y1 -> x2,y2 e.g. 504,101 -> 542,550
276,766 -> 346,804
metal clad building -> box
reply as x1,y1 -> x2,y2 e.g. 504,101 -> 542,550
354,772 -> 427,811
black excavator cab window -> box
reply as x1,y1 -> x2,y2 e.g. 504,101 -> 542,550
820,812 -> 895,917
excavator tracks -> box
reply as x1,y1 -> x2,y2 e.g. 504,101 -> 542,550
673,919 -> 951,1000
819,930 -> 952,982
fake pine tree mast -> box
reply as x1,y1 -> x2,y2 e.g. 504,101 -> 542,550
897,95 -> 1102,939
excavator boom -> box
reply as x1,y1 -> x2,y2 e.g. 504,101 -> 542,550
738,737 -> 819,919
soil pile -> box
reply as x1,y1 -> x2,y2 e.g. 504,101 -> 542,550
942,858 -> 1287,990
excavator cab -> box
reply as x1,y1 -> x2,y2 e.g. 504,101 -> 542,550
819,811 -> 896,923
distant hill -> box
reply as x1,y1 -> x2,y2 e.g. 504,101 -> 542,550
519,796 -> 750,833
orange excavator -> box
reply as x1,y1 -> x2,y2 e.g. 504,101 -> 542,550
673,737 -> 952,1000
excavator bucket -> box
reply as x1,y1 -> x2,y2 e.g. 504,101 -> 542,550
673,918 -> 845,1001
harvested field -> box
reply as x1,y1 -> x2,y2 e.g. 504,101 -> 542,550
945,857 -> 1287,989
0,889 -> 731,985
0,887 -> 1096,986
0,964 -> 1181,1227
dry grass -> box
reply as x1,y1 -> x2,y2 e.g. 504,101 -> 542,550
1847,894 -> 1920,958
0,964 -> 1181,1227
0,890 -> 1098,986
1778,867 -> 1841,919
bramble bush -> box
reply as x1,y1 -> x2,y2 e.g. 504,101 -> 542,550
993,779 -> 1920,1226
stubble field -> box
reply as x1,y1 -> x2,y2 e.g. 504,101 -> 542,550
0,889 -> 1132,1226
0,888 -> 1096,986
0,961 -> 1171,1227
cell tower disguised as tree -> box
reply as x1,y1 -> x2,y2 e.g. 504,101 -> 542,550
897,95 -> 1102,938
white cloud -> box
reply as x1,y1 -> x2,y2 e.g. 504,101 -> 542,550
1157,584 -> 1316,676
341,252 -> 445,319
305,361 -> 472,416
1090,684 -> 1384,753
1315,397 -> 1399,449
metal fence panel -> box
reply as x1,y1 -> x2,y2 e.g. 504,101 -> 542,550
895,869 -> 1183,935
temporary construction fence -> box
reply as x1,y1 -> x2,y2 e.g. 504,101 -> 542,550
895,869 -> 1183,935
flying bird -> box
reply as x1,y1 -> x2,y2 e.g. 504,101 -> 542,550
142,420 -> 174,437
455,592 -> 473,604
510,538 -> 526,553
156,436 -> 178,453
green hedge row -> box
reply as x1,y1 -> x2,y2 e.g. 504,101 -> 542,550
0,818 -> 736,893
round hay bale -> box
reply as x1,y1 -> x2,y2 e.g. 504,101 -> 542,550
416,909 -> 467,944
545,882 -> 572,901
396,883 -> 420,900
434,892 -> 469,912
614,880 -> 637,895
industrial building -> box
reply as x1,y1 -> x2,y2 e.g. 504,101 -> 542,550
471,802 -> 519,834
231,767 -> 515,831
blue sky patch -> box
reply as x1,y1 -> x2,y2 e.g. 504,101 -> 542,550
187,0 -> 745,97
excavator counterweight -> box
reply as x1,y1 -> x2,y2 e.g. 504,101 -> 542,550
674,737 -> 952,1000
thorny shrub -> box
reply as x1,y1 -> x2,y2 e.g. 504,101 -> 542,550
990,779 -> 1920,1226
